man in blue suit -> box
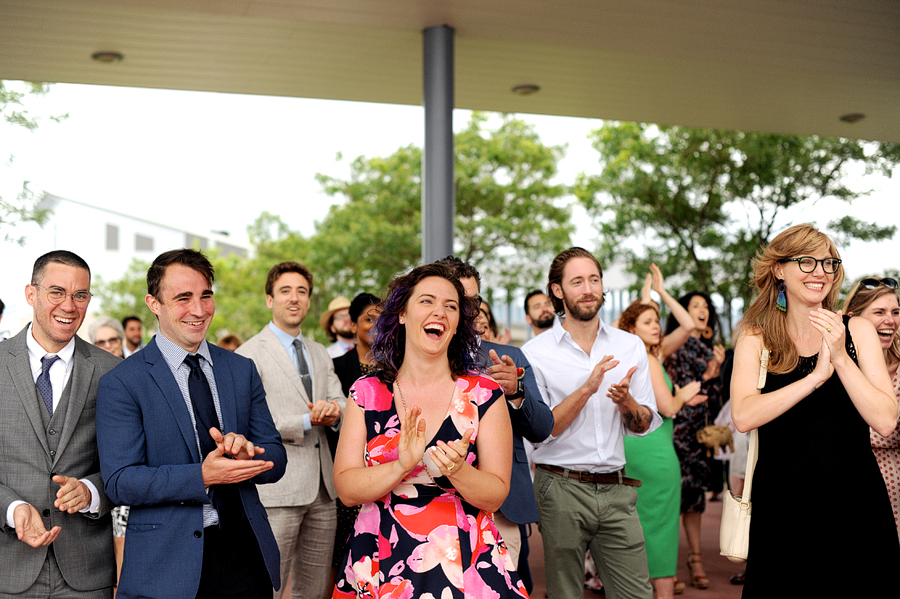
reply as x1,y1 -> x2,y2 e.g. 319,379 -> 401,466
96,249 -> 286,599
436,257 -> 553,581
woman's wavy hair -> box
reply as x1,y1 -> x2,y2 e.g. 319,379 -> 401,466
371,262 -> 482,384
740,224 -> 844,374
843,278 -> 900,364
665,291 -> 718,348
618,301 -> 660,357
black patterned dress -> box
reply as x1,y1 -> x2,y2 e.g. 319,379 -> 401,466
665,336 -> 722,514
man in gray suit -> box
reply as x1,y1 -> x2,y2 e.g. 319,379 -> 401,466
0,250 -> 119,597
237,261 -> 345,599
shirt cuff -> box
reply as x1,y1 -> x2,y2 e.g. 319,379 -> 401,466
78,479 -> 100,514
303,414 -> 312,431
6,500 -> 27,528
507,398 -> 523,409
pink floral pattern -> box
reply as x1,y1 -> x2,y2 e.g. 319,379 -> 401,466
870,363 -> 900,539
333,374 -> 528,599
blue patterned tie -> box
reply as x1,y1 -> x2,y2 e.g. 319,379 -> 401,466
37,355 -> 60,416
183,354 -> 220,458
292,339 -> 314,400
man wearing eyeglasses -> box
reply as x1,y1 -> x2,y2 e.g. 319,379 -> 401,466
0,250 -> 120,597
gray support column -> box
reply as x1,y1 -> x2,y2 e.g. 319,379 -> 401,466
422,25 -> 455,263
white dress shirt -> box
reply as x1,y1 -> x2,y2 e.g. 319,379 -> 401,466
522,318 -> 661,473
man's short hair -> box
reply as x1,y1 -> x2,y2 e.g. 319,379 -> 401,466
265,262 -> 314,297
31,250 -> 91,285
547,247 -> 604,315
147,249 -> 215,299
434,255 -> 481,290
524,289 -> 547,314
122,315 -> 142,329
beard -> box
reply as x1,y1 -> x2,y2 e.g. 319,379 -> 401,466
563,291 -> 604,322
533,312 -> 555,329
336,330 -> 356,341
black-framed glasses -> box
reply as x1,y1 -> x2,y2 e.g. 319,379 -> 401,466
777,257 -> 842,274
32,284 -> 92,305
859,277 -> 899,290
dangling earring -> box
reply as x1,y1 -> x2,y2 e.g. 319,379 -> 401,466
776,279 -> 787,312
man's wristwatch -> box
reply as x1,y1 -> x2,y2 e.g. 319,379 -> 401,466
507,367 -> 525,400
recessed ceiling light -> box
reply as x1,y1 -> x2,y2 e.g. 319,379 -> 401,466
839,113 -> 865,124
512,84 -> 540,96
91,51 -> 124,64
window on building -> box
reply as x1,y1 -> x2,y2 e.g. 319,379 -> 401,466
135,234 -> 154,252
106,224 -> 119,251
185,234 -> 209,250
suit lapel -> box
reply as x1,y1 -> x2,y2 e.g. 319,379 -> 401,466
146,343 -> 202,463
261,328 -> 309,403
52,337 -> 94,467
5,330 -> 51,456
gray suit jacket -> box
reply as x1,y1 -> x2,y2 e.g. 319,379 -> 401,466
237,326 -> 346,507
0,326 -> 120,594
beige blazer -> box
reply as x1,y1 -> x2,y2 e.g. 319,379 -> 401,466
238,325 -> 346,507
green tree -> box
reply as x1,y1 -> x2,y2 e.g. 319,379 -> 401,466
315,112 -> 573,301
93,258 -> 155,330
1,81 -> 67,242
575,123 -> 899,332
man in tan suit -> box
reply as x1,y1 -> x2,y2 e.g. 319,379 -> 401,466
237,262 -> 345,599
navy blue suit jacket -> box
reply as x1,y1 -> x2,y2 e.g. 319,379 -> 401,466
96,338 -> 287,599
479,341 -> 553,524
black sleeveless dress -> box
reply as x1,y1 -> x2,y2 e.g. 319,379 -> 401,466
743,319 -> 900,596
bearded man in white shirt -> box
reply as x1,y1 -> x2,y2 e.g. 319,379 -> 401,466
522,247 -> 662,599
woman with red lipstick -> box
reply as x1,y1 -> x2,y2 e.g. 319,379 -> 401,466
844,276 -> 900,538
331,262 -> 528,598
619,284 -> 706,599
731,225 -> 900,596
663,291 -> 725,590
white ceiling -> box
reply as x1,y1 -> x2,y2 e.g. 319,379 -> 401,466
1,0 -> 898,142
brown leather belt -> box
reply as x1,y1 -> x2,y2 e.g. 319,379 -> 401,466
537,464 -> 642,487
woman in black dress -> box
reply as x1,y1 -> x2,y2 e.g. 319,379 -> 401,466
732,224 -> 900,596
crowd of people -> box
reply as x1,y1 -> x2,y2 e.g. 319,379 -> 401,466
1,221 -> 899,599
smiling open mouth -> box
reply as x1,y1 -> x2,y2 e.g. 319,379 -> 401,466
424,323 -> 446,339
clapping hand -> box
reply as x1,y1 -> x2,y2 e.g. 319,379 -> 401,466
398,405 -> 427,474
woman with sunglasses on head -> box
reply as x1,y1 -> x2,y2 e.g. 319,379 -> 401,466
844,276 -> 900,538
732,225 -> 900,596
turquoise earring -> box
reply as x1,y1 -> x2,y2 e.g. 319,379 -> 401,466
776,280 -> 787,312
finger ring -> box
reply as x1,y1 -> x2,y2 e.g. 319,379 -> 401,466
826,326 -> 833,333
448,464 -> 454,471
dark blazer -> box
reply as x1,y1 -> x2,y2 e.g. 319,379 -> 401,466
96,338 -> 287,599
0,327 -> 119,594
479,340 -> 554,524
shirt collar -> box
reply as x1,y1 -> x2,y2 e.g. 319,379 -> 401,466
155,330 -> 212,370
551,314 -> 609,345
26,323 -> 76,365
268,321 -> 304,351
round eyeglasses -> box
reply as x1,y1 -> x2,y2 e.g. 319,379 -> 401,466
32,285 -> 93,305
777,257 -> 842,274
859,277 -> 899,290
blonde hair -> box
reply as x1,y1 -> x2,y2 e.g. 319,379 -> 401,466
740,224 -> 844,374
843,279 -> 900,364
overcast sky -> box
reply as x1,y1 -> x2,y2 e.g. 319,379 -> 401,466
1,82 -> 897,328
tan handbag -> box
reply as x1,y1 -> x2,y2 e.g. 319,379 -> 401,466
719,428 -> 757,563
719,347 -> 767,563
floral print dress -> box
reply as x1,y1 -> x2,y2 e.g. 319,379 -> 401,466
870,363 -> 900,540
664,336 -> 722,514
333,373 -> 529,599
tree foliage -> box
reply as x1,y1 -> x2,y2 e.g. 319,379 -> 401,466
315,112 -> 573,299
575,123 -> 900,330
1,81 -> 67,241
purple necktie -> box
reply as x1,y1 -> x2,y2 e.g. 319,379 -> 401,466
37,355 -> 60,416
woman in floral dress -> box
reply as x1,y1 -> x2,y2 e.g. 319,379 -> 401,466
332,262 -> 528,599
